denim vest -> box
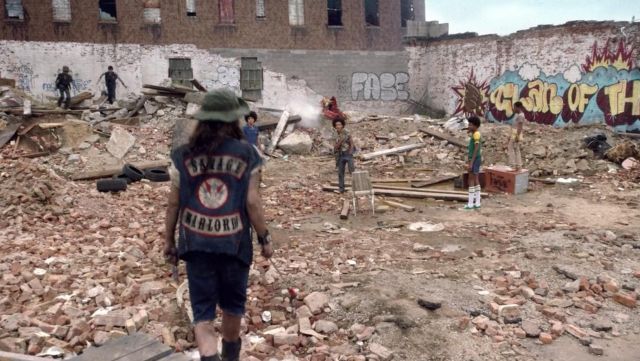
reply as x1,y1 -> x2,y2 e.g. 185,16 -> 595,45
171,138 -> 262,265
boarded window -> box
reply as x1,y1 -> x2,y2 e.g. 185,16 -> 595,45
327,0 -> 342,26
5,0 -> 24,20
364,0 -> 379,26
186,0 -> 196,16
52,0 -> 71,22
288,0 -> 304,26
241,57 -> 263,101
169,58 -> 193,88
256,0 -> 265,19
143,0 -> 161,24
99,0 -> 117,21
401,0 -> 414,27
219,0 -> 234,24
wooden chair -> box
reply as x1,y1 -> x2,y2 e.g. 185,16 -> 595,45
351,170 -> 375,215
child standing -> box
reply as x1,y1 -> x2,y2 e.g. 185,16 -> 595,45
507,102 -> 525,170
333,118 -> 355,193
243,111 -> 260,149
464,116 -> 482,210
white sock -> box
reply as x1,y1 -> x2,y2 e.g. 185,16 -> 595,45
468,187 -> 474,207
475,186 -> 482,207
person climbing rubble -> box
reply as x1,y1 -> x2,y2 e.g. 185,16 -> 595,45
164,89 -> 274,361
333,117 -> 355,193
97,65 -> 128,105
55,66 -> 77,109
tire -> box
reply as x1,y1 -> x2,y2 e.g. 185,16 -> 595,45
115,173 -> 133,184
122,164 -> 144,182
96,178 -> 128,192
144,168 -> 170,182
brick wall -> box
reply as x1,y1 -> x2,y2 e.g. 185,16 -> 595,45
408,21 -> 640,131
0,0 -> 422,51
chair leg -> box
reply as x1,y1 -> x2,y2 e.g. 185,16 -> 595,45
352,196 -> 357,216
371,195 -> 375,215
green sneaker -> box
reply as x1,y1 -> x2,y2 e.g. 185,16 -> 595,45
474,205 -> 481,209
461,205 -> 475,210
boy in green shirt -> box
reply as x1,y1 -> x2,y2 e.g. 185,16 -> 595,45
464,116 -> 482,210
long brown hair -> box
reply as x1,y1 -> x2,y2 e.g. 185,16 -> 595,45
187,120 -> 244,154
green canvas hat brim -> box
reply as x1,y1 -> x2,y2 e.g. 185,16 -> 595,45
194,97 -> 250,123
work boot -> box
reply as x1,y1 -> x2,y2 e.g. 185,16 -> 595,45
221,339 -> 241,361
200,355 -> 221,361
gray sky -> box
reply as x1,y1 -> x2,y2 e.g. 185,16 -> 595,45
425,0 -> 640,35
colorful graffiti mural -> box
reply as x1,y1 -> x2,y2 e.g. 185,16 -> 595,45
453,40 -> 640,131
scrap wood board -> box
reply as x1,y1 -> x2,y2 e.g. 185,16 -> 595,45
70,332 -> 190,361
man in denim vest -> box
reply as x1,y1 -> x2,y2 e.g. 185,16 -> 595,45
164,89 -> 274,361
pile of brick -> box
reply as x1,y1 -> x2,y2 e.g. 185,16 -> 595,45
458,264 -> 638,357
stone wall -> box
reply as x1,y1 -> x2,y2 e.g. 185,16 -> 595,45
408,21 -> 640,132
0,41 -> 409,114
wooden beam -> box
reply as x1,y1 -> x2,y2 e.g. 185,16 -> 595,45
322,185 -> 468,202
71,160 -> 170,181
127,96 -> 149,118
0,122 -> 20,149
360,143 -> 425,160
191,79 -> 207,92
381,199 -> 415,212
266,110 -> 290,154
329,182 -> 485,196
419,128 -> 466,148
340,199 -> 350,219
0,350 -> 55,361
410,175 -> 459,188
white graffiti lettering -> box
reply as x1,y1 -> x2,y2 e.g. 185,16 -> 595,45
351,72 -> 410,101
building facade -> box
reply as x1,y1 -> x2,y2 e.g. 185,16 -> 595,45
1,0 -> 426,113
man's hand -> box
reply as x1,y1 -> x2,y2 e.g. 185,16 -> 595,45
163,242 -> 178,266
468,162 -> 473,172
261,243 -> 273,259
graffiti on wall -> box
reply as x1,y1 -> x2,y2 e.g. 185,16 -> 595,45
6,64 -> 34,92
351,72 -> 410,101
42,72 -> 92,95
452,40 -> 640,131
200,65 -> 240,93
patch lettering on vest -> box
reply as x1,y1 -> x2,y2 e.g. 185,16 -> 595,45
182,208 -> 243,237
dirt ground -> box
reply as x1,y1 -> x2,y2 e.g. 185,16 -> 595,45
1,114 -> 639,361
260,150 -> 640,361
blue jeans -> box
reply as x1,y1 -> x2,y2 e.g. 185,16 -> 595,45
57,88 -> 70,108
337,153 -> 355,192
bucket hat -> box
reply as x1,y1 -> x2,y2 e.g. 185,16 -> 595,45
195,89 -> 250,123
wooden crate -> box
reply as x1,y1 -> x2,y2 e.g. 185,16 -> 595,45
485,166 -> 529,194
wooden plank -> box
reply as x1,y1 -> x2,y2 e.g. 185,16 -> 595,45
127,96 -> 149,118
617,132 -> 640,139
116,342 -> 172,361
340,199 -> 350,220
158,354 -> 191,361
71,160 -> 170,181
70,333 -> 158,361
381,199 -> 415,212
190,79 -> 207,92
0,122 -> 20,149
0,350 -> 55,361
38,123 -> 65,129
266,110 -> 290,154
360,143 -> 425,160
410,175 -> 459,188
329,182 -> 485,196
419,128 -> 466,148
322,185 -> 468,202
